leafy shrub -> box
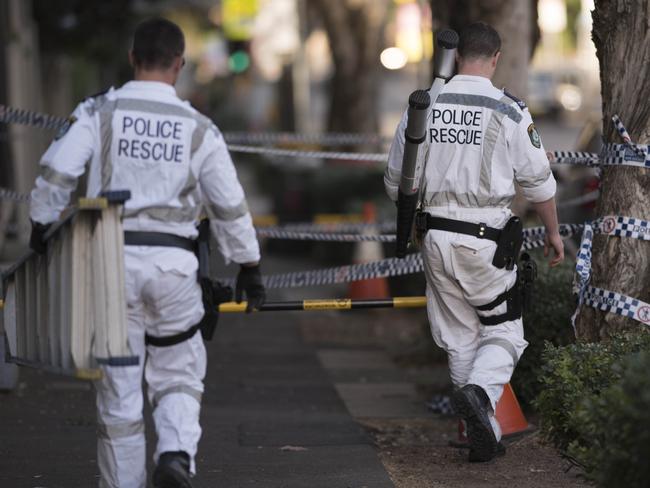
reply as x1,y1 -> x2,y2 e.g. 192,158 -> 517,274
534,332 -> 650,487
511,250 -> 576,406
570,351 -> 650,487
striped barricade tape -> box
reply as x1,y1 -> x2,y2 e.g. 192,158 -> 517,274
0,187 -> 31,203
593,215 -> 650,240
0,104 -> 67,131
256,229 -> 397,242
612,114 -> 647,159
226,144 -> 387,162
572,215 -> 650,328
220,253 -> 424,289
583,286 -> 650,326
6,103 -> 648,169
220,231 -> 573,290
222,131 -> 387,146
257,223 -> 584,244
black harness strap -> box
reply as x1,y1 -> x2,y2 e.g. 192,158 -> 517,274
476,284 -> 522,326
145,324 -> 201,347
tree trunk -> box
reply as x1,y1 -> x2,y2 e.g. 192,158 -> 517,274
573,0 -> 650,341
429,0 -> 538,97
310,0 -> 389,134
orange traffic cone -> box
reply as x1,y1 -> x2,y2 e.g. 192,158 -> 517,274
458,383 -> 530,442
348,202 -> 390,299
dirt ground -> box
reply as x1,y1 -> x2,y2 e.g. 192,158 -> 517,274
362,418 -> 590,488
302,309 -> 592,488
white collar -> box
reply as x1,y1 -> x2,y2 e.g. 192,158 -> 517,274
122,80 -> 177,96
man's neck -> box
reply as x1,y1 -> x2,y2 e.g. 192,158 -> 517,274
134,70 -> 175,86
457,60 -> 494,80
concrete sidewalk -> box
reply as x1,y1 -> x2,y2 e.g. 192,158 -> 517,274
0,312 -> 394,487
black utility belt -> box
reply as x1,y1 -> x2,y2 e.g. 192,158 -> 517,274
124,231 -> 196,253
415,213 -> 502,242
416,212 -> 523,270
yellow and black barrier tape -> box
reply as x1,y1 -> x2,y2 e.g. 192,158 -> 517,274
218,296 -> 426,313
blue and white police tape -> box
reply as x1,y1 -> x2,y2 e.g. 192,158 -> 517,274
222,231 -> 575,290
551,151 -> 600,167
612,114 -> 647,159
220,252 -> 425,289
583,286 -> 650,326
0,187 -> 31,203
592,215 -> 650,240
572,216 -> 650,328
221,131 -> 387,146
257,222 -> 584,245
4,102 -> 650,168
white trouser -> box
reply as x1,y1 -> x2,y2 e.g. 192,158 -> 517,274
421,207 -> 528,440
95,247 -> 206,488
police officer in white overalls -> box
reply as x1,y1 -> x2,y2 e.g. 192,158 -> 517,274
29,18 -> 265,488
385,22 -> 564,462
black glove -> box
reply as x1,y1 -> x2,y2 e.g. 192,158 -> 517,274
235,264 -> 266,313
29,220 -> 51,254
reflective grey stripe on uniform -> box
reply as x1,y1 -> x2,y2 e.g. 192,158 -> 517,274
436,93 -> 523,123
178,170 -> 201,215
115,98 -> 197,119
477,95 -> 511,201
152,385 -> 202,409
423,190 -> 512,208
97,419 -> 145,440
40,166 -> 77,190
477,337 -> 519,365
99,100 -> 119,191
517,168 -> 552,188
124,205 -> 201,223
190,119 -> 210,157
207,199 -> 249,221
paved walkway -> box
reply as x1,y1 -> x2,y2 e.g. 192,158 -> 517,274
0,311 -> 394,487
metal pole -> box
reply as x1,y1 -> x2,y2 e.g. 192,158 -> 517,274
218,296 -> 426,313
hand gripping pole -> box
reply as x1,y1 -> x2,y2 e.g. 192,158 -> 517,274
395,29 -> 458,258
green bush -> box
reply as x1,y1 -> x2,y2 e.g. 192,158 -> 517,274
511,250 -> 576,406
570,351 -> 650,487
534,332 -> 650,487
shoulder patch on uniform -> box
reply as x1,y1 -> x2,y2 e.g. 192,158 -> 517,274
54,115 -> 77,140
503,89 -> 527,111
527,123 -> 541,148
83,88 -> 110,102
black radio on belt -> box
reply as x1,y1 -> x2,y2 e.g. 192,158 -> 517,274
491,216 -> 523,270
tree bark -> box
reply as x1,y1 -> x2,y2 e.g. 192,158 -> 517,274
429,0 -> 538,97
310,0 -> 389,134
574,0 -> 650,341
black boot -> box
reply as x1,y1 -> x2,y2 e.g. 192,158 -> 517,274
153,451 -> 193,488
452,384 -> 498,462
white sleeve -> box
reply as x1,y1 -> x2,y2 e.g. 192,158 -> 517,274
197,126 -> 260,265
29,101 -> 97,224
384,109 -> 408,202
509,109 -> 556,203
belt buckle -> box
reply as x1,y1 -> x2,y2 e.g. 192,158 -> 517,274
478,222 -> 487,238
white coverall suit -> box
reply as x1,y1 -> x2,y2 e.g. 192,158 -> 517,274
30,80 -> 261,487
385,74 -> 556,439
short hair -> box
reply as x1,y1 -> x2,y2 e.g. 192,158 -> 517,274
131,18 -> 185,70
458,22 -> 501,60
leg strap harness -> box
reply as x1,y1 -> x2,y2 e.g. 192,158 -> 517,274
416,213 -> 525,326
475,283 -> 522,326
